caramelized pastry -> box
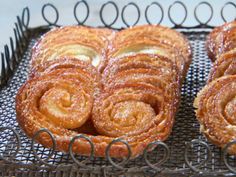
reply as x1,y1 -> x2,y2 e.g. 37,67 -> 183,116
102,54 -> 180,108
92,83 -> 176,155
194,75 -> 236,153
108,39 -> 186,79
108,25 -> 192,78
16,25 -> 192,158
16,59 -> 101,130
206,21 -> 236,61
29,57 -> 101,81
31,26 -> 115,72
16,81 -> 175,157
208,49 -> 236,83
196,21 -> 236,153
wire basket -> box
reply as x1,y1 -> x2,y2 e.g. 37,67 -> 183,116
0,1 -> 236,176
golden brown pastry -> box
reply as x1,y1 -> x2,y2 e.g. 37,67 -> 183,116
16,59 -> 101,130
108,25 -> 192,79
16,78 -> 175,157
92,83 -> 176,156
208,49 -> 236,83
16,25 -> 192,158
102,54 -> 180,108
194,75 -> 236,153
29,57 -> 101,81
31,26 -> 115,72
16,59 -> 118,157
196,21 -> 236,153
108,39 -> 186,79
103,54 -> 180,81
92,52 -> 181,157
206,20 -> 236,62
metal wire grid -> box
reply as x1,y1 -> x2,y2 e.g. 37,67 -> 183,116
1,1 -> 236,176
0,26 -> 235,177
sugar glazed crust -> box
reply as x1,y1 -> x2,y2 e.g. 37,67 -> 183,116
206,20 -> 236,62
195,21 -> 236,153
16,25 -> 191,158
31,26 -> 115,73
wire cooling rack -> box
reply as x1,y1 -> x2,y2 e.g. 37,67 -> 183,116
1,1 -> 236,176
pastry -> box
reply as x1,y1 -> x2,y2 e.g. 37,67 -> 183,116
208,49 -> 236,83
16,59 -> 101,130
31,26 -> 115,72
29,57 -> 101,81
16,81 -> 175,157
92,83 -> 176,156
194,75 -> 236,153
108,25 -> 192,79
108,39 -> 186,79
195,21 -> 236,153
206,21 -> 236,62
102,53 -> 180,108
16,24 -> 191,158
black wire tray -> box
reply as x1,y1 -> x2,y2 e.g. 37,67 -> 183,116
1,1 -> 236,176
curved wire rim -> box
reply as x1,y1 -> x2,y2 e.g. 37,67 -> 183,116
74,0 -> 89,25
0,127 -> 21,160
221,2 -> 236,23
168,1 -> 187,26
10,37 -> 18,64
42,3 -> 59,26
143,141 -> 170,171
4,45 -> 13,74
223,140 -> 236,173
105,138 -> 132,170
31,128 -> 56,167
21,7 -> 30,29
194,2 -> 213,25
100,1 -> 119,27
23,1 -> 234,29
16,16 -> 27,44
69,134 -> 94,169
121,2 -> 140,27
184,139 -> 212,173
15,23 -> 24,48
0,126 -> 236,175
145,2 -> 164,25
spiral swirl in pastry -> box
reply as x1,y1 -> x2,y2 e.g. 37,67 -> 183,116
16,59 -> 101,130
16,24 -> 191,158
206,21 -> 236,61
31,26 -> 115,72
92,83 -> 176,152
16,82 -> 176,157
208,49 -> 236,83
194,75 -> 236,152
